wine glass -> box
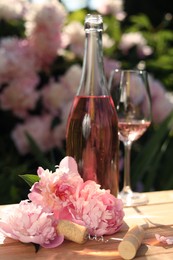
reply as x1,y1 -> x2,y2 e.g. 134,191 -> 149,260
109,69 -> 151,206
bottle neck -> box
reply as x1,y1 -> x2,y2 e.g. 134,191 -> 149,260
77,28 -> 108,96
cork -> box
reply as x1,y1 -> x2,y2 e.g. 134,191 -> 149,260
57,220 -> 88,244
118,225 -> 145,260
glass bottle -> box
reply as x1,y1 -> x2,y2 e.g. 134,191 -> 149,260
66,14 -> 119,196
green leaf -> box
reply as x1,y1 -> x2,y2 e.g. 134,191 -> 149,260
129,14 -> 153,31
19,174 -> 40,187
142,136 -> 170,190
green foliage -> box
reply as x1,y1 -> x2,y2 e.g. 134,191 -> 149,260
19,174 -> 40,187
0,19 -> 25,37
129,14 -> 153,31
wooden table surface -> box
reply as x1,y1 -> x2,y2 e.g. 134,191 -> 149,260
1,190 -> 173,259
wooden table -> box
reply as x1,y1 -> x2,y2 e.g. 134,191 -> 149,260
1,190 -> 173,259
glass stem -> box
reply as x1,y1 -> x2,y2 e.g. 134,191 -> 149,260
123,140 -> 133,195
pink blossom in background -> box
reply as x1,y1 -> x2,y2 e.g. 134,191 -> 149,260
63,22 -> 115,58
28,157 -> 83,217
102,34 -> 115,49
97,0 -> 126,21
52,101 -> 73,148
0,76 -> 40,118
25,0 -> 67,68
0,0 -> 29,20
0,38 -> 38,84
11,114 -> 54,155
41,80 -> 70,116
60,64 -> 82,96
129,73 -> 147,105
52,123 -> 66,149
63,21 -> 85,58
148,75 -> 173,124
119,32 -> 153,58
0,200 -> 64,248
50,64 -> 82,148
151,93 -> 173,124
103,57 -> 121,78
148,75 -> 166,99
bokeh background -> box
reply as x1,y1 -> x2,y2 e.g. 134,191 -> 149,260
1,0 -> 173,204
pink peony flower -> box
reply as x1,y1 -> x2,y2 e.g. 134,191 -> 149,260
151,94 -> 173,124
25,0 -> 67,67
28,157 -> 124,236
63,21 -> 85,58
0,200 -> 64,248
41,79 -> 72,116
119,32 -> 152,58
28,157 -> 83,216
104,57 -> 121,78
52,101 -> 72,148
0,76 -> 40,118
148,75 -> 173,124
0,38 -> 38,84
97,0 -> 126,21
11,114 -> 54,155
61,180 -> 124,236
60,64 -> 82,96
0,0 -> 29,20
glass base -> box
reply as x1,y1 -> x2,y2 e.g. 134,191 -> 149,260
119,191 -> 148,207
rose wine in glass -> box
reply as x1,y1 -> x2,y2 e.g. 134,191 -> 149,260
109,69 -> 151,206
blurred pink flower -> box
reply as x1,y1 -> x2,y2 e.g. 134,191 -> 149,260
41,80 -> 70,115
0,200 -> 64,248
25,0 -> 67,68
60,64 -> 82,96
97,0 -> 126,21
52,123 -> 67,148
0,0 -> 29,20
119,32 -> 152,58
28,157 -> 83,216
0,38 -> 38,84
11,114 -> 54,155
65,180 -> 124,236
151,94 -> 173,124
103,57 -> 121,78
148,75 -> 173,124
63,21 -> 85,57
102,34 -> 115,49
0,76 -> 40,118
52,101 -> 72,148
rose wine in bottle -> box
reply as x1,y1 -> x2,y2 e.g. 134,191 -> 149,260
66,14 -> 119,196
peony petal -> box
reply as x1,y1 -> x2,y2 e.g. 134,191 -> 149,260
155,234 -> 173,245
37,167 -> 45,177
0,222 -> 18,240
41,235 -> 64,248
59,156 -> 78,173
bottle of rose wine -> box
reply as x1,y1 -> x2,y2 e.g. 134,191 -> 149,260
66,14 -> 119,196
